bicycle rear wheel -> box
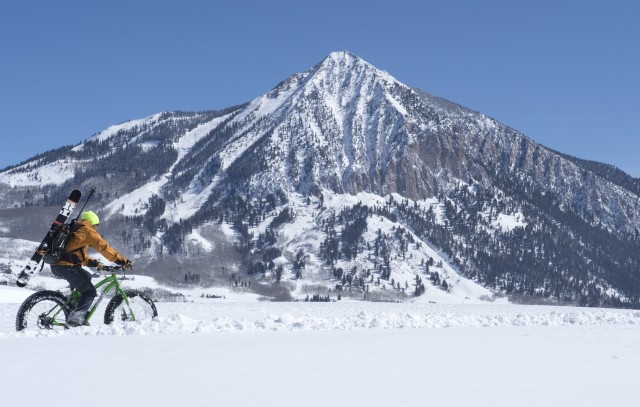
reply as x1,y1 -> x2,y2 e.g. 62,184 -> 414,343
16,290 -> 69,331
104,289 -> 158,325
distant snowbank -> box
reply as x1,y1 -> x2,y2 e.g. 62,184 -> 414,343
2,301 -> 639,338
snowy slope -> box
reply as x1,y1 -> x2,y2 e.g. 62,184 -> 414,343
0,159 -> 80,187
255,191 -> 500,303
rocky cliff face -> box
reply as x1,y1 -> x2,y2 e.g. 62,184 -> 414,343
179,51 -> 639,234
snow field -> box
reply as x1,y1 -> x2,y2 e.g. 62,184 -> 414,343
2,319 -> 640,407
2,285 -> 640,406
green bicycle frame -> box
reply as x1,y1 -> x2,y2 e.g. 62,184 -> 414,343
84,273 -> 134,323
49,272 -> 135,327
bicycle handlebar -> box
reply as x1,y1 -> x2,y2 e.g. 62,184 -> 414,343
101,265 -> 125,272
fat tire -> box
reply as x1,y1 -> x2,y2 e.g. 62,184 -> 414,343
15,290 -> 69,331
104,289 -> 157,324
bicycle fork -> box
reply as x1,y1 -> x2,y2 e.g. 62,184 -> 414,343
120,294 -> 137,321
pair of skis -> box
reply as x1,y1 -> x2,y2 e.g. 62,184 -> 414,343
16,188 -> 95,287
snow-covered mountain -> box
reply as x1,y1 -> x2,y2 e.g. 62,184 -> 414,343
1,51 -> 639,306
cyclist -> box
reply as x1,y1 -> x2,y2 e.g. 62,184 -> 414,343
50,210 -> 132,328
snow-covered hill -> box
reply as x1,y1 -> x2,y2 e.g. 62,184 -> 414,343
1,51 -> 639,306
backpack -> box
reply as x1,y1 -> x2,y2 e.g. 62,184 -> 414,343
42,220 -> 82,265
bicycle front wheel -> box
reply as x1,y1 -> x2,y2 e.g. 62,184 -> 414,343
16,290 -> 69,331
104,289 -> 158,325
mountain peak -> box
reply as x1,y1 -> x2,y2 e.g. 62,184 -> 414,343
267,51 -> 406,103
295,51 -> 407,103
322,50 -> 362,65
316,50 -> 390,79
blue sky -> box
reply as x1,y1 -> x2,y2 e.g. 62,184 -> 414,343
1,0 -> 639,176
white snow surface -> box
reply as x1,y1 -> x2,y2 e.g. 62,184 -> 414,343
492,212 -> 527,232
0,159 -> 79,187
1,282 -> 640,406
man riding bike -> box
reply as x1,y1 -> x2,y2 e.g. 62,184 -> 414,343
50,210 -> 132,328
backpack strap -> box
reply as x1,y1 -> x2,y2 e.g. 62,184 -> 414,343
59,220 -> 84,265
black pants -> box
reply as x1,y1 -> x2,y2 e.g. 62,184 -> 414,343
51,264 -> 97,316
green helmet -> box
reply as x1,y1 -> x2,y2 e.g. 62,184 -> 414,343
81,211 -> 100,225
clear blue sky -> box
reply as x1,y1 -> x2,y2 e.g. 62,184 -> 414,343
1,0 -> 639,176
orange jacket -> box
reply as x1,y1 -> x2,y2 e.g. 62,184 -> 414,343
56,219 -> 127,266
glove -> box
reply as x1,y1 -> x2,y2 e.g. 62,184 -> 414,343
88,259 -> 106,270
116,258 -> 133,270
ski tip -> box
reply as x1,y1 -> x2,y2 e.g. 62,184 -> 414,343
70,190 -> 82,202
16,279 -> 28,288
